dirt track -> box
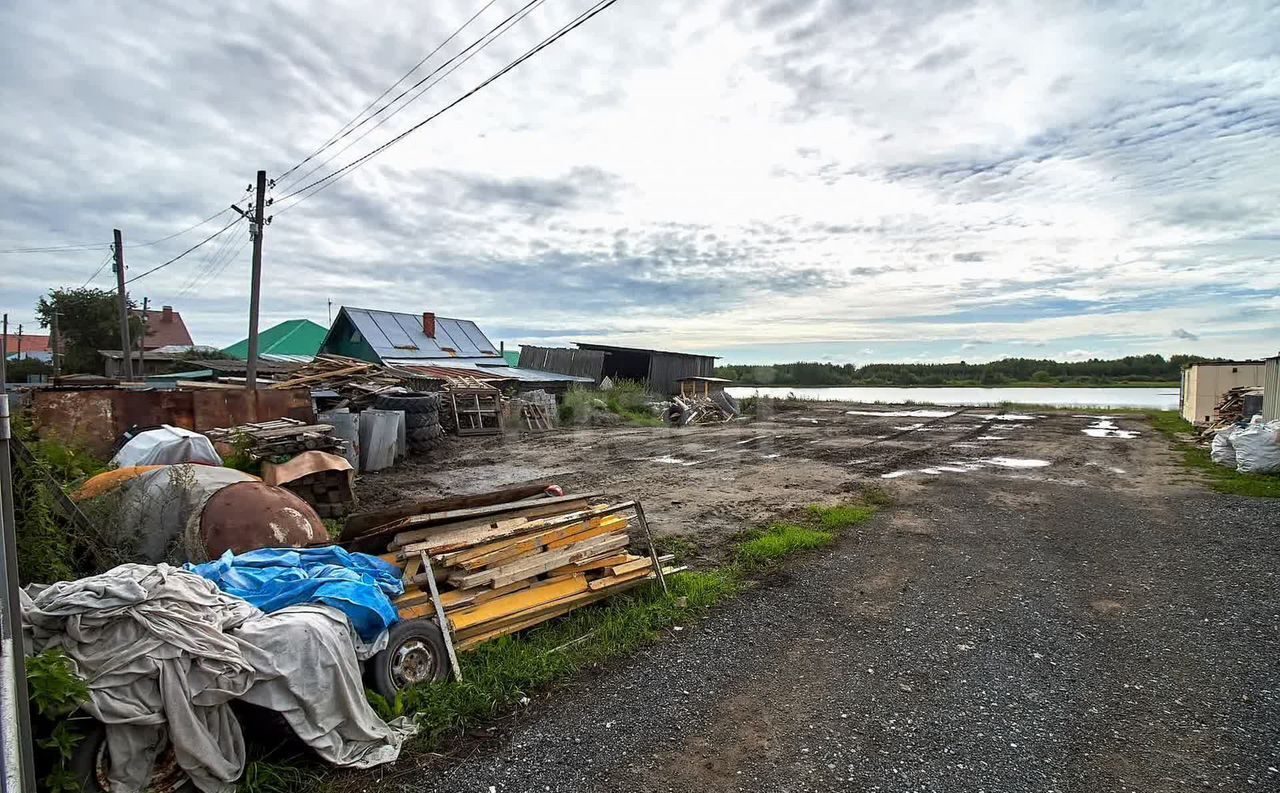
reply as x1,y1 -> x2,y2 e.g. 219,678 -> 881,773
354,405 -> 1280,792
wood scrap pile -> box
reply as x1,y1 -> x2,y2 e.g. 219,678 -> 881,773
269,354 -> 410,409
1203,386 -> 1265,436
345,485 -> 681,652
205,417 -> 347,459
667,393 -> 739,426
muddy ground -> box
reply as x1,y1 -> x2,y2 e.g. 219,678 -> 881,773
357,402 -> 1178,562
346,403 -> 1278,792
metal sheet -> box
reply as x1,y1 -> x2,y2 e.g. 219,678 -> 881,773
1264,357 -> 1279,422
198,482 -> 324,558
339,307 -> 500,360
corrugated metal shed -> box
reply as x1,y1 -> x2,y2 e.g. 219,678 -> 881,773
518,345 -> 605,382
575,342 -> 717,395
386,357 -> 594,385
322,307 -> 501,362
1263,356 -> 1279,421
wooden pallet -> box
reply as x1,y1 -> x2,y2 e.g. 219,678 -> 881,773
450,390 -> 501,436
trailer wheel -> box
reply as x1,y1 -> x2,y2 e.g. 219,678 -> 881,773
69,719 -> 194,792
369,619 -> 449,699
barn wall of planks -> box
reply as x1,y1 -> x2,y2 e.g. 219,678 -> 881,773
368,489 -> 683,654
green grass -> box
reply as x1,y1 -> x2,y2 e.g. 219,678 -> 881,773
736,523 -> 835,569
1146,411 -> 1280,498
558,381 -> 663,426
806,502 -> 879,530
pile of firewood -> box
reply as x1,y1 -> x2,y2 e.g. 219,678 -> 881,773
1203,386 -> 1264,435
205,418 -> 347,460
667,393 -> 739,426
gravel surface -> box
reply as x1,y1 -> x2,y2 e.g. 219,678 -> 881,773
397,466 -> 1279,792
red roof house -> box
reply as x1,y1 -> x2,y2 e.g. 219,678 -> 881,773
132,305 -> 194,350
4,333 -> 51,360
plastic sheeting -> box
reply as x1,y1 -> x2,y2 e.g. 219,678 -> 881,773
111,424 -> 223,467
1210,428 -> 1237,467
1231,418 -> 1280,474
107,465 -> 259,563
22,565 -> 413,793
187,547 -> 403,642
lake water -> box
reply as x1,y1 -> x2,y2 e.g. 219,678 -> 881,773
724,385 -> 1179,410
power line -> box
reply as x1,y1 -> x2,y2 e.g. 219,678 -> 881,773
0,242 -> 105,254
277,0 -> 548,198
80,250 -> 116,288
275,0 -> 502,185
275,0 -> 621,214
132,206 -> 236,247
124,216 -> 244,285
177,218 -> 243,296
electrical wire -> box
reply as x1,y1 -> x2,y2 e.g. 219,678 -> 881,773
275,0 -> 621,214
177,218 -> 243,296
276,0 -> 501,185
124,215 -> 244,285
276,0 -> 547,198
0,241 -> 105,254
80,250 -> 116,288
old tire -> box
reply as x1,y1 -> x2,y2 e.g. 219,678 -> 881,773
407,425 -> 443,443
369,619 -> 450,699
69,719 -> 194,792
375,393 -> 440,414
404,412 -> 438,430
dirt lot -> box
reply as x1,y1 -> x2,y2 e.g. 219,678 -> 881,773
351,403 -> 1278,792
359,402 -> 1178,561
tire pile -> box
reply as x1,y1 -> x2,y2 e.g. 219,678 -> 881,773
374,392 -> 444,454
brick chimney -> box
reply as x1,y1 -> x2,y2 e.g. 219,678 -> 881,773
422,311 -> 436,338
161,305 -> 174,323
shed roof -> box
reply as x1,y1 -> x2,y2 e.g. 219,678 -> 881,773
386,357 -> 594,384
223,319 -> 327,360
574,342 -> 718,360
338,307 -> 500,360
676,376 -> 734,382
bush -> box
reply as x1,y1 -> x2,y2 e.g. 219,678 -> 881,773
558,381 -> 660,426
27,649 -> 90,792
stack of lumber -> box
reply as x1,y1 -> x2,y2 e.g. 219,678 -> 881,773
269,354 -> 410,409
205,417 -> 347,459
1204,386 -> 1265,435
360,487 -> 681,651
669,394 -> 736,426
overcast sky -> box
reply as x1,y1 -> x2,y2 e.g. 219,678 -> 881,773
2,0 -> 1278,364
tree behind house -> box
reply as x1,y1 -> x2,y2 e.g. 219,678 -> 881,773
35,287 -> 141,374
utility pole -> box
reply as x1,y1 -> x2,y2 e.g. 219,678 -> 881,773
112,229 -> 134,381
233,170 -> 269,389
136,298 -> 148,378
13,325 -> 20,362
0,315 -> 7,392
50,313 -> 60,379
0,325 -> 38,793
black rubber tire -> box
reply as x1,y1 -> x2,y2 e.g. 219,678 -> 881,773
405,412 -> 438,429
407,425 -> 443,442
69,719 -> 195,792
374,393 -> 440,414
368,619 -> 450,699
711,391 -> 740,415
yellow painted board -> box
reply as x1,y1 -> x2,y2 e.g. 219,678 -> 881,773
607,558 -> 653,577
588,569 -> 656,591
549,553 -> 631,576
449,575 -> 589,631
544,516 -> 629,551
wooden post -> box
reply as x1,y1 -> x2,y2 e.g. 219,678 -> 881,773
135,297 -> 148,378
420,550 -> 463,681
632,501 -> 668,594
245,170 -> 267,390
112,229 -> 133,381
50,312 -> 60,378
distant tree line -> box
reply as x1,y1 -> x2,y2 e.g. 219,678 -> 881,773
715,355 -> 1213,386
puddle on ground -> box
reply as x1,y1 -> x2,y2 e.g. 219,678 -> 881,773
761,453 -> 782,459
651,455 -> 699,466
973,413 -> 1041,421
881,456 -> 1050,479
1082,419 -> 1140,439
975,435 -> 1007,441
846,409 -> 957,418
893,423 -> 927,432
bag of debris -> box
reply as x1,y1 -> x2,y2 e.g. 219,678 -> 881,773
1209,427 -> 1237,467
1231,418 -> 1280,474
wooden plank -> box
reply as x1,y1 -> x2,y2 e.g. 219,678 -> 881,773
548,553 -> 631,576
387,495 -> 601,550
588,568 -> 656,591
449,575 -> 589,631
399,503 -> 631,556
451,514 -> 629,571
453,579 -> 650,649
420,551 -> 463,681
544,515 -> 630,551
454,533 -> 628,590
342,482 -> 558,539
607,557 -> 654,577
270,362 -> 374,389
633,500 -> 668,595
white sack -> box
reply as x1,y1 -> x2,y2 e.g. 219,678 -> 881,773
1232,419 -> 1280,474
1210,428 -> 1237,467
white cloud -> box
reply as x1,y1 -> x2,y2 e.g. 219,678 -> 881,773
0,0 -> 1277,363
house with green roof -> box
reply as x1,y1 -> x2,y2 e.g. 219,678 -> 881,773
222,319 -> 328,362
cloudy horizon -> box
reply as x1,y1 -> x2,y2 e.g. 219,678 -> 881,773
2,0 -> 1278,366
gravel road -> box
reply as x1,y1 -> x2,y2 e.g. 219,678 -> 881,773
388,414 -> 1279,792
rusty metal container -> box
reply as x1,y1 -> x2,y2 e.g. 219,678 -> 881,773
196,482 -> 325,560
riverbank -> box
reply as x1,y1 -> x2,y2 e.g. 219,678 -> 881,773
725,381 -> 1179,389
725,385 -> 1179,410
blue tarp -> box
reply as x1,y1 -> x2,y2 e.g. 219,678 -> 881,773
187,547 -> 404,642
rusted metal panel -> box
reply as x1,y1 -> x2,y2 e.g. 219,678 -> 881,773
32,387 -> 315,458
198,482 -> 324,558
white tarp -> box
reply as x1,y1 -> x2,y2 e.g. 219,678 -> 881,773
1231,418 -> 1280,474
1210,428 -> 1237,467
111,425 -> 222,468
22,565 -> 412,793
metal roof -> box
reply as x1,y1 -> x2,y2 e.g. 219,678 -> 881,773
386,357 -> 594,384
342,307 -> 501,360
575,342 -> 719,360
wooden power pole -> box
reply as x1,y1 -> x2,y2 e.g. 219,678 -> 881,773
234,170 -> 268,389
136,297 -> 149,378
50,312 -> 60,378
112,229 -> 134,381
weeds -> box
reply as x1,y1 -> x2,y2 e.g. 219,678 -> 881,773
806,503 -> 878,530
736,523 -> 835,570
238,760 -> 322,793
559,381 -> 662,426
26,649 -> 90,792
652,533 -> 698,562
1146,411 -> 1280,498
